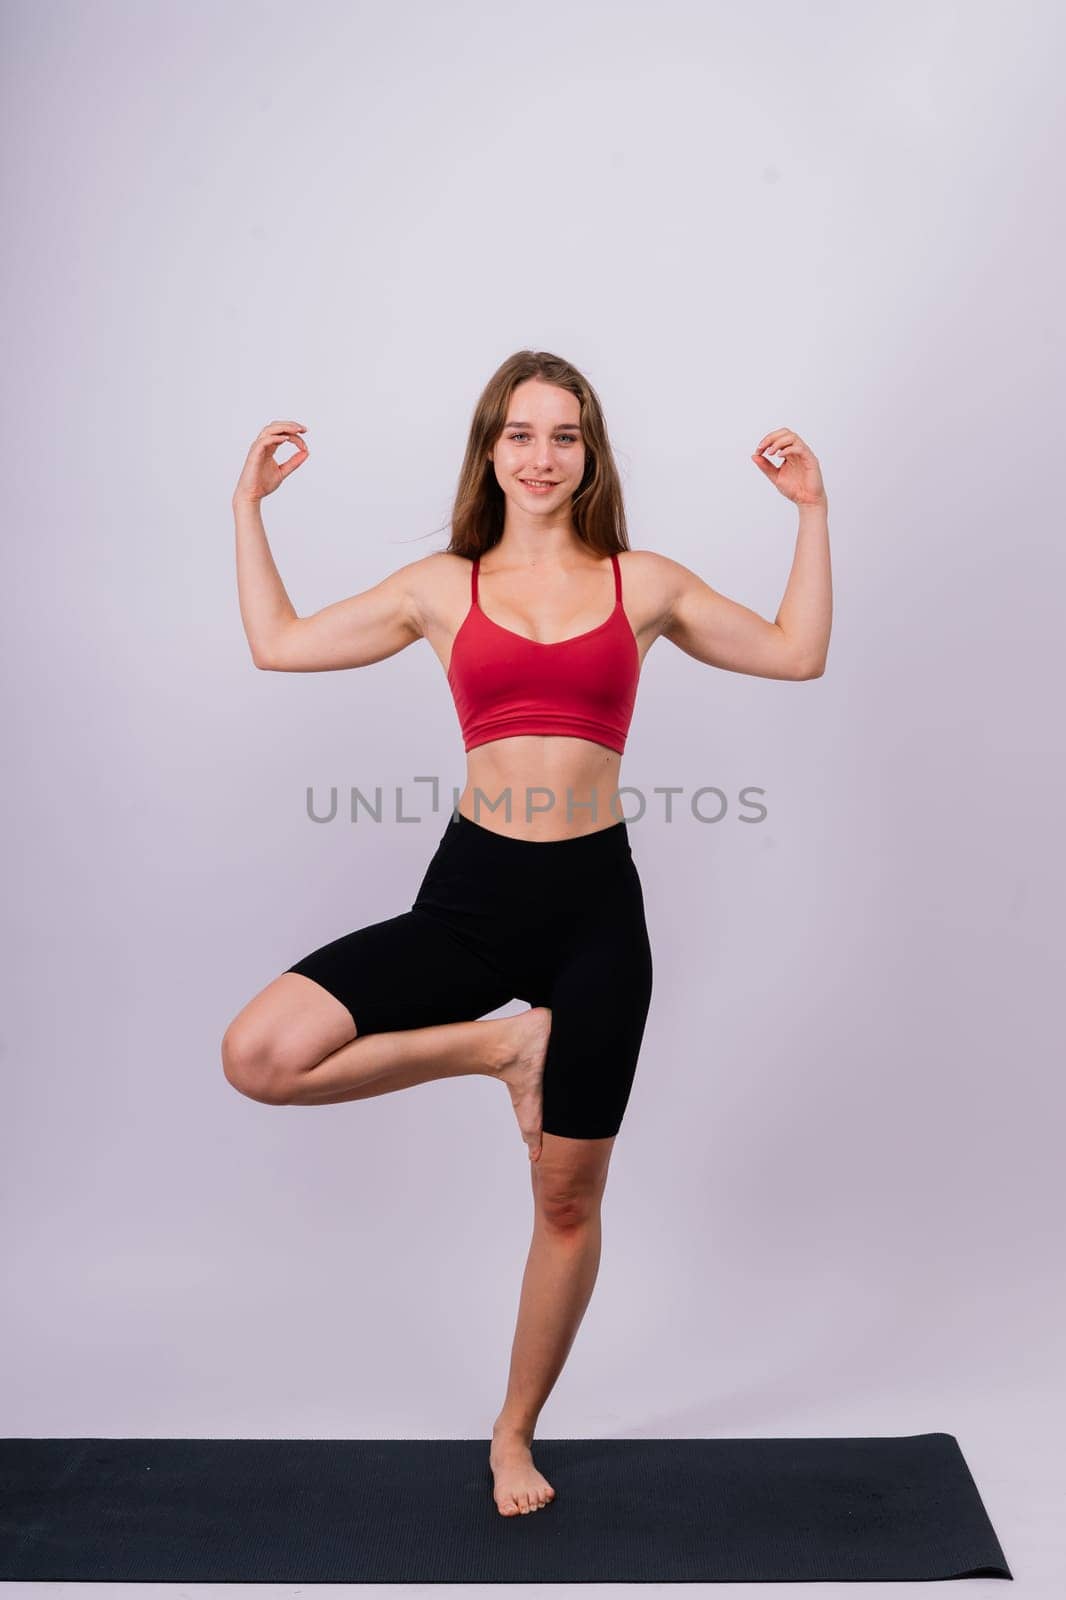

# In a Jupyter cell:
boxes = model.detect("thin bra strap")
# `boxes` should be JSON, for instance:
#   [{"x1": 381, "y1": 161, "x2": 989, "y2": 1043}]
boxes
[
  {"x1": 471, "y1": 556, "x2": 480, "y2": 605},
  {"x1": 611, "y1": 551, "x2": 622, "y2": 603}
]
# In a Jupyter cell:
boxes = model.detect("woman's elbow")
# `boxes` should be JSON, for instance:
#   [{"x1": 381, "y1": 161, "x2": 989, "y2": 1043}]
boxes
[{"x1": 250, "y1": 623, "x2": 303, "y2": 670}]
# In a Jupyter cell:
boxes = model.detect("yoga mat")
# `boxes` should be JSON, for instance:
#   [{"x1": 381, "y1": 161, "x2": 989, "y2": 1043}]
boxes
[{"x1": 0, "y1": 1430, "x2": 1012, "y2": 1583}]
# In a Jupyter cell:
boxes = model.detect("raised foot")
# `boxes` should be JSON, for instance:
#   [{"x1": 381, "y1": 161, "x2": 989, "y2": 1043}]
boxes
[
  {"x1": 494, "y1": 1006, "x2": 552, "y2": 1163},
  {"x1": 489, "y1": 1426, "x2": 556, "y2": 1516}
]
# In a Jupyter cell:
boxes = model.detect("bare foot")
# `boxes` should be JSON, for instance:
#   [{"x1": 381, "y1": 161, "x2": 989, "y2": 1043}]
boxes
[
  {"x1": 493, "y1": 1007, "x2": 552, "y2": 1162},
  {"x1": 489, "y1": 1424, "x2": 556, "y2": 1516}
]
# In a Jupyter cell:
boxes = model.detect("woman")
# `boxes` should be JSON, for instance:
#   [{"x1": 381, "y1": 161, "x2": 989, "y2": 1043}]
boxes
[{"x1": 222, "y1": 349, "x2": 832, "y2": 1518}]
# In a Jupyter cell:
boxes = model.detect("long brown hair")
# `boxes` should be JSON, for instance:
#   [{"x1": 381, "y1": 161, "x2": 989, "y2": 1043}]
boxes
[{"x1": 445, "y1": 350, "x2": 630, "y2": 559}]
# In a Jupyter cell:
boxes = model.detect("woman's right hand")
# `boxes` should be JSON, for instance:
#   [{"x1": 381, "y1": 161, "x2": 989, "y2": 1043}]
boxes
[{"x1": 232, "y1": 420, "x2": 309, "y2": 505}]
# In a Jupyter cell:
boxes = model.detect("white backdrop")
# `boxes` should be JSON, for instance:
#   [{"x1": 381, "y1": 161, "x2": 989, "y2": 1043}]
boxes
[{"x1": 3, "y1": 1, "x2": 1063, "y2": 1593}]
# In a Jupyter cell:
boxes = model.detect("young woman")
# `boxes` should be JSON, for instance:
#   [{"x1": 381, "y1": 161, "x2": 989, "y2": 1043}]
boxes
[{"x1": 222, "y1": 350, "x2": 832, "y2": 1518}]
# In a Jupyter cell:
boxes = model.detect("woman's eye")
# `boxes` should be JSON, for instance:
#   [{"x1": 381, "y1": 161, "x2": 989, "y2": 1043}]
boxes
[{"x1": 507, "y1": 432, "x2": 578, "y2": 443}]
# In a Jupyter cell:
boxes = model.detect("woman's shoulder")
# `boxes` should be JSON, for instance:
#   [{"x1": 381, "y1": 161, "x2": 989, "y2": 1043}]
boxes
[
  {"x1": 619, "y1": 545, "x2": 683, "y2": 571},
  {"x1": 394, "y1": 549, "x2": 473, "y2": 634},
  {"x1": 618, "y1": 545, "x2": 692, "y2": 598}
]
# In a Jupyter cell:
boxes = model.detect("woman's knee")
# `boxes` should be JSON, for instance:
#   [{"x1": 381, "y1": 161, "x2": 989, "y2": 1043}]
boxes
[
  {"x1": 531, "y1": 1133, "x2": 614, "y2": 1226},
  {"x1": 535, "y1": 1187, "x2": 600, "y2": 1230},
  {"x1": 221, "y1": 1016, "x2": 294, "y2": 1103},
  {"x1": 221, "y1": 972, "x2": 357, "y2": 1102}
]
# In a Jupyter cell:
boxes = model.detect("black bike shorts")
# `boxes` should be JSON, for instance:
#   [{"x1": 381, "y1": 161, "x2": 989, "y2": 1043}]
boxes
[{"x1": 284, "y1": 810, "x2": 654, "y2": 1140}]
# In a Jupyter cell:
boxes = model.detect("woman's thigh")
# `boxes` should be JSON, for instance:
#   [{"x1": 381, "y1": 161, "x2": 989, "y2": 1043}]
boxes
[
  {"x1": 284, "y1": 908, "x2": 518, "y2": 1036},
  {"x1": 535, "y1": 865, "x2": 654, "y2": 1141},
  {"x1": 225, "y1": 909, "x2": 518, "y2": 1081}
]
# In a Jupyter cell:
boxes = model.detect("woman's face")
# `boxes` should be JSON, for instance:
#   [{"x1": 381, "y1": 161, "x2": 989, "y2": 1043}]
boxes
[{"x1": 489, "y1": 379, "x2": 586, "y2": 511}]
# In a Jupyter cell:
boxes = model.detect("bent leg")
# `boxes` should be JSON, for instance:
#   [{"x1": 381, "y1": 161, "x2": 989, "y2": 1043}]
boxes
[{"x1": 222, "y1": 909, "x2": 519, "y2": 1104}]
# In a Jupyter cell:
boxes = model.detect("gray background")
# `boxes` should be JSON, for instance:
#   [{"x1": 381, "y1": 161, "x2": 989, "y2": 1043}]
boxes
[{"x1": 3, "y1": 0, "x2": 1063, "y2": 1595}]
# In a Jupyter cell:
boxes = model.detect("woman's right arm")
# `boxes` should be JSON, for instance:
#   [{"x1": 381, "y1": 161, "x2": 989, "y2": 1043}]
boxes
[{"x1": 233, "y1": 420, "x2": 423, "y2": 672}]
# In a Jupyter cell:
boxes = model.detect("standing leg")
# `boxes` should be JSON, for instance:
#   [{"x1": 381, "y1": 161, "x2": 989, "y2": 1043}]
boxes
[
  {"x1": 488, "y1": 861, "x2": 652, "y2": 1515},
  {"x1": 489, "y1": 1131, "x2": 616, "y2": 1516}
]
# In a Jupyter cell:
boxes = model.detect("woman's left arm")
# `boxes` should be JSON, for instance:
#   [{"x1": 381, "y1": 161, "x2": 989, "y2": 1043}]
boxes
[{"x1": 661, "y1": 428, "x2": 832, "y2": 681}]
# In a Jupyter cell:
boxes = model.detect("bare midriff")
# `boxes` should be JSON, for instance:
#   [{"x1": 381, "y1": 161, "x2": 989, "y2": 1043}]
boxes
[{"x1": 457, "y1": 735, "x2": 627, "y2": 841}]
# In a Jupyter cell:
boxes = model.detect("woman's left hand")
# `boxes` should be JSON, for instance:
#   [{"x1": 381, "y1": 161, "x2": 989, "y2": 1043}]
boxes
[{"x1": 752, "y1": 429, "x2": 827, "y2": 507}]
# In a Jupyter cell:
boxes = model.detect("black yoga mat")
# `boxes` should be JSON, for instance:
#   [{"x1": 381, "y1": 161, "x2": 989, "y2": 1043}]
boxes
[{"x1": 0, "y1": 1431, "x2": 1011, "y2": 1584}]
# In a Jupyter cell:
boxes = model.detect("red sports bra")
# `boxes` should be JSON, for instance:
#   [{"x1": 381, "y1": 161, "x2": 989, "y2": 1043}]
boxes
[{"x1": 446, "y1": 551, "x2": 640, "y2": 755}]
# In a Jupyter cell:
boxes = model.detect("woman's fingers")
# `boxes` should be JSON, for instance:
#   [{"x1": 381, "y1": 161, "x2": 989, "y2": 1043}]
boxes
[
  {"x1": 234, "y1": 421, "x2": 309, "y2": 503},
  {"x1": 755, "y1": 427, "x2": 804, "y2": 447},
  {"x1": 755, "y1": 432, "x2": 796, "y2": 455},
  {"x1": 750, "y1": 426, "x2": 825, "y2": 505},
  {"x1": 255, "y1": 434, "x2": 307, "y2": 460},
  {"x1": 278, "y1": 448, "x2": 307, "y2": 477}
]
